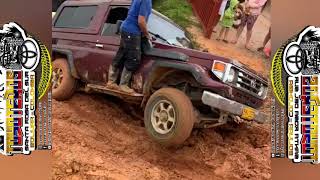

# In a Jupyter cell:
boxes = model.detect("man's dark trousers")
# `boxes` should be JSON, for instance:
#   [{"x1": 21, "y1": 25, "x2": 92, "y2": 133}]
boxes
[{"x1": 112, "y1": 31, "x2": 142, "y2": 72}]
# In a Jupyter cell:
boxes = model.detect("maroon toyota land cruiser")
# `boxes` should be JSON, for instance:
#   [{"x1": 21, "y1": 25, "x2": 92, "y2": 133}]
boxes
[{"x1": 52, "y1": 0, "x2": 268, "y2": 146}]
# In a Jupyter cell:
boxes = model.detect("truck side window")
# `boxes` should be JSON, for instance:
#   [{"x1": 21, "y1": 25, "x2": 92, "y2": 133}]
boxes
[
  {"x1": 101, "y1": 7, "x2": 128, "y2": 36},
  {"x1": 55, "y1": 6, "x2": 97, "y2": 29}
]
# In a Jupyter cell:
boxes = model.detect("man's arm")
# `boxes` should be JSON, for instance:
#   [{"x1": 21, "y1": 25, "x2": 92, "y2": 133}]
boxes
[
  {"x1": 138, "y1": 0, "x2": 150, "y2": 39},
  {"x1": 138, "y1": 15, "x2": 150, "y2": 39}
]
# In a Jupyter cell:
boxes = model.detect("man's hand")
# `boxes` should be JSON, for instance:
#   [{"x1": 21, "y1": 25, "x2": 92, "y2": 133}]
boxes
[{"x1": 138, "y1": 15, "x2": 150, "y2": 39}]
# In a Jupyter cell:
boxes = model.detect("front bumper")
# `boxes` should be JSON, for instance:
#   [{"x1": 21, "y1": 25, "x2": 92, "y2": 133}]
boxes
[{"x1": 201, "y1": 91, "x2": 267, "y2": 124}]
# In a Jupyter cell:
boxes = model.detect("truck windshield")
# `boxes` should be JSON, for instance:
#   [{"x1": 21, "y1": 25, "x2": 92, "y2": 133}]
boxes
[{"x1": 148, "y1": 10, "x2": 192, "y2": 48}]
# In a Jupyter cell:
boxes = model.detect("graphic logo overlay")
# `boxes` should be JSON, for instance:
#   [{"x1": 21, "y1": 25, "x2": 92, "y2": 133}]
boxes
[
  {"x1": 271, "y1": 26, "x2": 320, "y2": 164},
  {"x1": 0, "y1": 22, "x2": 52, "y2": 156}
]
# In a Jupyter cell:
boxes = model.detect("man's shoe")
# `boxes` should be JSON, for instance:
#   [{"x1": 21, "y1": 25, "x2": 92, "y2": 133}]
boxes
[
  {"x1": 106, "y1": 65, "x2": 120, "y2": 89},
  {"x1": 119, "y1": 85, "x2": 135, "y2": 94},
  {"x1": 106, "y1": 81, "x2": 119, "y2": 90},
  {"x1": 119, "y1": 67, "x2": 136, "y2": 94}
]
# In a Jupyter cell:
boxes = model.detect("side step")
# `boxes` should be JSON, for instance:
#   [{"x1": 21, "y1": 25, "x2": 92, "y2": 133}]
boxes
[{"x1": 86, "y1": 84, "x2": 144, "y2": 102}]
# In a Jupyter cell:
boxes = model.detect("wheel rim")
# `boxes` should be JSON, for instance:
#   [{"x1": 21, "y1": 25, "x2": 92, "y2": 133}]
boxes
[
  {"x1": 52, "y1": 68, "x2": 63, "y2": 89},
  {"x1": 151, "y1": 99, "x2": 176, "y2": 134}
]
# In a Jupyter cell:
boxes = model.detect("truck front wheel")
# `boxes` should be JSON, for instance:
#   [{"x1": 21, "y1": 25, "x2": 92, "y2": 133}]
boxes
[
  {"x1": 144, "y1": 88, "x2": 195, "y2": 146},
  {"x1": 52, "y1": 58, "x2": 77, "y2": 101}
]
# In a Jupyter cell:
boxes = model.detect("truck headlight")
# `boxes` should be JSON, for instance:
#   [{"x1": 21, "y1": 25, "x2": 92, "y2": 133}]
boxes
[
  {"x1": 226, "y1": 68, "x2": 235, "y2": 82},
  {"x1": 211, "y1": 61, "x2": 226, "y2": 80},
  {"x1": 258, "y1": 85, "x2": 268, "y2": 99},
  {"x1": 211, "y1": 61, "x2": 234, "y2": 82}
]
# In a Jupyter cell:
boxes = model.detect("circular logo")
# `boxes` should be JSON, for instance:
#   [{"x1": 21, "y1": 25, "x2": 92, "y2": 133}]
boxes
[
  {"x1": 19, "y1": 39, "x2": 39, "y2": 69},
  {"x1": 283, "y1": 43, "x2": 305, "y2": 75}
]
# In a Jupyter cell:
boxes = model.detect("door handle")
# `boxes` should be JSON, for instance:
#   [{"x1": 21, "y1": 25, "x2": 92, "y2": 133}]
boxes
[{"x1": 95, "y1": 44, "x2": 104, "y2": 48}]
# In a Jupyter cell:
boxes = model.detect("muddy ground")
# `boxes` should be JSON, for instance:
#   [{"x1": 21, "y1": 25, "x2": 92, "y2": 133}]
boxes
[{"x1": 52, "y1": 9, "x2": 271, "y2": 180}]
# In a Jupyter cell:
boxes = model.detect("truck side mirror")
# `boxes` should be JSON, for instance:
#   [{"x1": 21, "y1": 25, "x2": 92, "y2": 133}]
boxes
[{"x1": 116, "y1": 20, "x2": 123, "y2": 35}]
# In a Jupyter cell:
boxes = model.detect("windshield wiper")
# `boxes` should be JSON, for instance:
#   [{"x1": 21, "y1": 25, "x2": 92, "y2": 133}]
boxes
[{"x1": 149, "y1": 31, "x2": 171, "y2": 45}]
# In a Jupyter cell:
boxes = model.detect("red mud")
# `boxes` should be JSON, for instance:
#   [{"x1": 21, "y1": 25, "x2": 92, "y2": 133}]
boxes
[{"x1": 52, "y1": 93, "x2": 271, "y2": 180}]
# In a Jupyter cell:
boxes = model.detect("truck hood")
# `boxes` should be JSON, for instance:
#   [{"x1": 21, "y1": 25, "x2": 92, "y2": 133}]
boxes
[{"x1": 153, "y1": 42, "x2": 267, "y2": 81}]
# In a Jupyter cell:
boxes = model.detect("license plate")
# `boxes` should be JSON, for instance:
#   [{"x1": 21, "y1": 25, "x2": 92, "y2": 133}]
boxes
[{"x1": 241, "y1": 107, "x2": 256, "y2": 120}]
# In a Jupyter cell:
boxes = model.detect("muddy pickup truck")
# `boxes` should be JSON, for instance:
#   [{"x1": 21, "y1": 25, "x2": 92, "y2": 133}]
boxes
[{"x1": 52, "y1": 0, "x2": 268, "y2": 146}]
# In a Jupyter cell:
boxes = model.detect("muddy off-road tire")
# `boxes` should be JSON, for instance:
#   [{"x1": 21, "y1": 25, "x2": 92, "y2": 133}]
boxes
[
  {"x1": 52, "y1": 58, "x2": 77, "y2": 101},
  {"x1": 144, "y1": 88, "x2": 195, "y2": 146}
]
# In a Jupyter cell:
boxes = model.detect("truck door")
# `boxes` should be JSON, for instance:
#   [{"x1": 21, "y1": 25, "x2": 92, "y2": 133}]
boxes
[{"x1": 92, "y1": 6, "x2": 130, "y2": 83}]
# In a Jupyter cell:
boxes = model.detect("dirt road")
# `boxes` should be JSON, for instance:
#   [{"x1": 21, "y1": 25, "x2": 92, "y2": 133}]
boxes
[
  {"x1": 52, "y1": 93, "x2": 270, "y2": 180},
  {"x1": 52, "y1": 10, "x2": 271, "y2": 180}
]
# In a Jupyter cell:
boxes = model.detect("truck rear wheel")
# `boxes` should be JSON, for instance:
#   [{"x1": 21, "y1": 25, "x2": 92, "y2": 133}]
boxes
[
  {"x1": 144, "y1": 88, "x2": 195, "y2": 146},
  {"x1": 52, "y1": 58, "x2": 77, "y2": 101}
]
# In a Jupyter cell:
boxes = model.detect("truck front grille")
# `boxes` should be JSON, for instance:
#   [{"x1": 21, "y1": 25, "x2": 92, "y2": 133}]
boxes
[{"x1": 233, "y1": 67, "x2": 267, "y2": 99}]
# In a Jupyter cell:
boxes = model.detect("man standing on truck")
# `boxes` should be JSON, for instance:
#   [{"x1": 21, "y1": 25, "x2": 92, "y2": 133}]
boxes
[{"x1": 107, "y1": 0, "x2": 152, "y2": 93}]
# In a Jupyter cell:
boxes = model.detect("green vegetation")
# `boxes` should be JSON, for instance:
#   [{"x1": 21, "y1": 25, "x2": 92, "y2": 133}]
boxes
[{"x1": 153, "y1": 0, "x2": 195, "y2": 29}]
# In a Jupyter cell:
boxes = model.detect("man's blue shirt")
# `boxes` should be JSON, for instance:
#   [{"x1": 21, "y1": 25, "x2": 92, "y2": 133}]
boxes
[{"x1": 121, "y1": 0, "x2": 152, "y2": 35}]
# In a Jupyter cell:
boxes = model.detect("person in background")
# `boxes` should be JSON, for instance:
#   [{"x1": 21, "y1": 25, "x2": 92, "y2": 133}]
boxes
[
  {"x1": 258, "y1": 26, "x2": 271, "y2": 51},
  {"x1": 259, "y1": 27, "x2": 271, "y2": 58},
  {"x1": 263, "y1": 41, "x2": 271, "y2": 58},
  {"x1": 233, "y1": 0, "x2": 245, "y2": 29},
  {"x1": 231, "y1": 0, "x2": 268, "y2": 48},
  {"x1": 213, "y1": 0, "x2": 229, "y2": 32},
  {"x1": 217, "y1": 0, "x2": 239, "y2": 43},
  {"x1": 107, "y1": 0, "x2": 152, "y2": 94}
]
